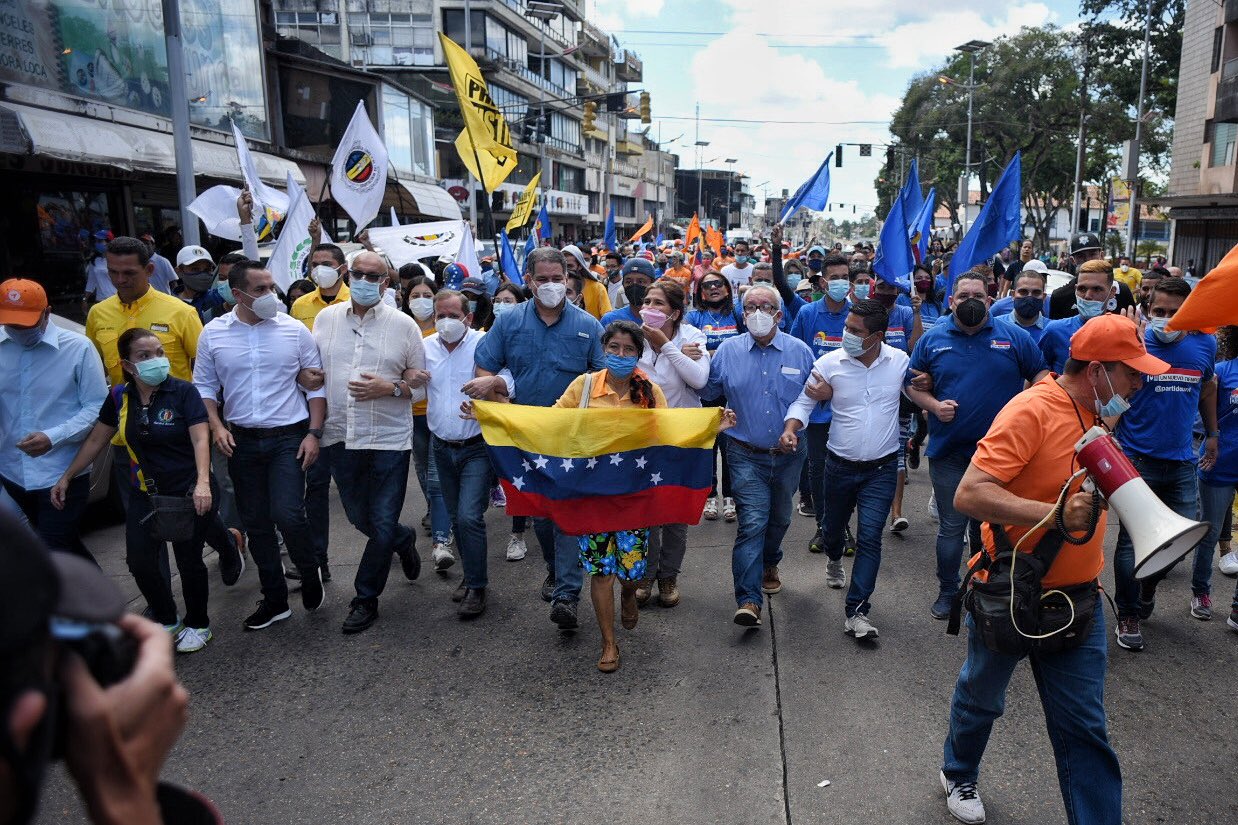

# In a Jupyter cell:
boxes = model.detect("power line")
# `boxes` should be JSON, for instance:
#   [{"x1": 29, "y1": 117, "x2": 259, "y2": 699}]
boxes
[{"x1": 618, "y1": 29, "x2": 884, "y2": 40}]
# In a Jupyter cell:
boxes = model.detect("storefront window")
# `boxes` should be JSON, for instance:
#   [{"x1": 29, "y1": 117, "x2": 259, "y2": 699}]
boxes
[{"x1": 381, "y1": 84, "x2": 434, "y2": 177}]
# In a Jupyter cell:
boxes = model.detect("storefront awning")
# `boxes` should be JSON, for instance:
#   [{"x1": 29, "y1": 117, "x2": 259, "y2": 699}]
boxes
[
  {"x1": 298, "y1": 162, "x2": 461, "y2": 221},
  {"x1": 395, "y1": 179, "x2": 463, "y2": 221},
  {"x1": 2, "y1": 103, "x2": 304, "y2": 186}
]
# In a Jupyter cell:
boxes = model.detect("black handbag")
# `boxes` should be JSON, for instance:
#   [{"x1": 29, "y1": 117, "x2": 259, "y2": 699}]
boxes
[{"x1": 141, "y1": 491, "x2": 198, "y2": 543}]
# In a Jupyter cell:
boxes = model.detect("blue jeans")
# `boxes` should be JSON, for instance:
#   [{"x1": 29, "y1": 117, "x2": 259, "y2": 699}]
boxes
[
  {"x1": 1114, "y1": 455, "x2": 1199, "y2": 615},
  {"x1": 304, "y1": 445, "x2": 333, "y2": 566},
  {"x1": 1188, "y1": 479, "x2": 1235, "y2": 598},
  {"x1": 819, "y1": 453, "x2": 898, "y2": 617},
  {"x1": 327, "y1": 444, "x2": 414, "y2": 604},
  {"x1": 929, "y1": 449, "x2": 976, "y2": 597},
  {"x1": 533, "y1": 516, "x2": 585, "y2": 603},
  {"x1": 727, "y1": 440, "x2": 806, "y2": 607},
  {"x1": 806, "y1": 423, "x2": 830, "y2": 528},
  {"x1": 943, "y1": 611, "x2": 1122, "y2": 825},
  {"x1": 412, "y1": 415, "x2": 451, "y2": 543},
  {"x1": 432, "y1": 437, "x2": 492, "y2": 590},
  {"x1": 228, "y1": 429, "x2": 317, "y2": 610}
]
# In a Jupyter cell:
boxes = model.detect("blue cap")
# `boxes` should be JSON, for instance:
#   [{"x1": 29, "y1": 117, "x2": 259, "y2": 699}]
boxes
[{"x1": 621, "y1": 258, "x2": 656, "y2": 280}]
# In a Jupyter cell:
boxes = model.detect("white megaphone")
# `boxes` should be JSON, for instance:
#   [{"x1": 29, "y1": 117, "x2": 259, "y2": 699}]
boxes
[{"x1": 1075, "y1": 427, "x2": 1210, "y2": 579}]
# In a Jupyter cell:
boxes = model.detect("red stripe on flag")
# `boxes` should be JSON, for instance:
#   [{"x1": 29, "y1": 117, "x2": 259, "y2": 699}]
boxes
[{"x1": 499, "y1": 483, "x2": 711, "y2": 534}]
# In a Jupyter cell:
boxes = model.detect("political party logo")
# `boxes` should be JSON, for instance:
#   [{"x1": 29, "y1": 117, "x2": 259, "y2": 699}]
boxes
[
  {"x1": 990, "y1": 339, "x2": 1011, "y2": 350},
  {"x1": 1229, "y1": 387, "x2": 1238, "y2": 406},
  {"x1": 156, "y1": 408, "x2": 174, "y2": 424},
  {"x1": 343, "y1": 145, "x2": 380, "y2": 192},
  {"x1": 291, "y1": 237, "x2": 314, "y2": 279},
  {"x1": 6, "y1": 289, "x2": 21, "y2": 304},
  {"x1": 402, "y1": 230, "x2": 459, "y2": 249}
]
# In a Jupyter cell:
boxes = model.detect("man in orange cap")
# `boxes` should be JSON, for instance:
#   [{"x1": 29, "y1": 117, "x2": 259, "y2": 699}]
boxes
[
  {"x1": 0, "y1": 279, "x2": 108, "y2": 560},
  {"x1": 939, "y1": 313, "x2": 1167, "y2": 825}
]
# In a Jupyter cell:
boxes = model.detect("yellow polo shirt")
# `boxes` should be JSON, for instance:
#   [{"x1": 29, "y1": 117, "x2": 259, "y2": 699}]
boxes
[
  {"x1": 85, "y1": 287, "x2": 203, "y2": 385},
  {"x1": 291, "y1": 284, "x2": 351, "y2": 330},
  {"x1": 553, "y1": 369, "x2": 667, "y2": 409}
]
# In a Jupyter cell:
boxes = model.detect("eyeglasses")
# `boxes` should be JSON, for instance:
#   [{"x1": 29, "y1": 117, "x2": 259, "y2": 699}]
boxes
[
  {"x1": 701, "y1": 281, "x2": 726, "y2": 290},
  {"x1": 743, "y1": 304, "x2": 778, "y2": 315},
  {"x1": 348, "y1": 270, "x2": 386, "y2": 282}
]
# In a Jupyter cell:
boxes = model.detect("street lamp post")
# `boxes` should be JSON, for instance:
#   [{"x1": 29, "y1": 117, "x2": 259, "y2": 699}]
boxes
[
  {"x1": 1126, "y1": 0, "x2": 1153, "y2": 259},
  {"x1": 724, "y1": 158, "x2": 737, "y2": 230},
  {"x1": 952, "y1": 40, "x2": 990, "y2": 236}
]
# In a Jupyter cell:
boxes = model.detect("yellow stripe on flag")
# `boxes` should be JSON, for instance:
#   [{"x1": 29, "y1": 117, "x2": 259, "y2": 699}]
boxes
[{"x1": 474, "y1": 401, "x2": 721, "y2": 457}]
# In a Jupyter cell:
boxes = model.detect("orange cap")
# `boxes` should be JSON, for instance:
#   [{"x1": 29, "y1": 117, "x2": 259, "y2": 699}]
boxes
[
  {"x1": 0, "y1": 279, "x2": 48, "y2": 327},
  {"x1": 1069, "y1": 314, "x2": 1169, "y2": 375}
]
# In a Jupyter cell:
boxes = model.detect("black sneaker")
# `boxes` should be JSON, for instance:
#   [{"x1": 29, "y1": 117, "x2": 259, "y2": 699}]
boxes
[
  {"x1": 1138, "y1": 581, "x2": 1156, "y2": 620},
  {"x1": 342, "y1": 600, "x2": 378, "y2": 634},
  {"x1": 320, "y1": 563, "x2": 332, "y2": 583},
  {"x1": 396, "y1": 534, "x2": 421, "y2": 581},
  {"x1": 550, "y1": 600, "x2": 578, "y2": 629},
  {"x1": 540, "y1": 572, "x2": 557, "y2": 602},
  {"x1": 458, "y1": 587, "x2": 486, "y2": 619},
  {"x1": 285, "y1": 566, "x2": 302, "y2": 581},
  {"x1": 300, "y1": 566, "x2": 325, "y2": 611},
  {"x1": 809, "y1": 528, "x2": 824, "y2": 554},
  {"x1": 907, "y1": 441, "x2": 921, "y2": 470},
  {"x1": 244, "y1": 600, "x2": 291, "y2": 631},
  {"x1": 931, "y1": 592, "x2": 954, "y2": 621},
  {"x1": 220, "y1": 528, "x2": 246, "y2": 586}
]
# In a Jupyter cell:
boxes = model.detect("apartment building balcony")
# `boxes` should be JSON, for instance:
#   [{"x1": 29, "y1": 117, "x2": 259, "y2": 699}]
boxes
[
  {"x1": 1216, "y1": 58, "x2": 1238, "y2": 123},
  {"x1": 615, "y1": 50, "x2": 642, "y2": 82}
]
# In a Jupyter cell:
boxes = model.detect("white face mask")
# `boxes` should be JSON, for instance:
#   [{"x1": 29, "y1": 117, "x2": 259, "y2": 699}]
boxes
[
  {"x1": 311, "y1": 264, "x2": 340, "y2": 289},
  {"x1": 536, "y1": 281, "x2": 567, "y2": 308},
  {"x1": 435, "y1": 317, "x2": 468, "y2": 343},
  {"x1": 746, "y1": 309, "x2": 777, "y2": 338},
  {"x1": 409, "y1": 297, "x2": 434, "y2": 320},
  {"x1": 245, "y1": 291, "x2": 281, "y2": 320}
]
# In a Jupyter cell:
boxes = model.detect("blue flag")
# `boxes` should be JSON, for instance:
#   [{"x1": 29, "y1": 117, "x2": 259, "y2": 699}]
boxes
[
  {"x1": 873, "y1": 189, "x2": 913, "y2": 290},
  {"x1": 655, "y1": 232, "x2": 665, "y2": 246},
  {"x1": 779, "y1": 152, "x2": 832, "y2": 224},
  {"x1": 604, "y1": 205, "x2": 617, "y2": 251},
  {"x1": 534, "y1": 205, "x2": 550, "y2": 242},
  {"x1": 910, "y1": 187, "x2": 936, "y2": 261},
  {"x1": 948, "y1": 152, "x2": 1022, "y2": 291},
  {"x1": 500, "y1": 229, "x2": 522, "y2": 286},
  {"x1": 900, "y1": 159, "x2": 924, "y2": 227}
]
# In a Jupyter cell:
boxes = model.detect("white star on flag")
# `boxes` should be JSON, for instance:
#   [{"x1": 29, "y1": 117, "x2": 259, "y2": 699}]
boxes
[
  {"x1": 635, "y1": 456, "x2": 647, "y2": 469},
  {"x1": 512, "y1": 477, "x2": 526, "y2": 490},
  {"x1": 586, "y1": 457, "x2": 599, "y2": 470},
  {"x1": 609, "y1": 454, "x2": 624, "y2": 466},
  {"x1": 521, "y1": 459, "x2": 532, "y2": 472},
  {"x1": 650, "y1": 472, "x2": 663, "y2": 485},
  {"x1": 561, "y1": 458, "x2": 574, "y2": 472},
  {"x1": 533, "y1": 456, "x2": 549, "y2": 469}
]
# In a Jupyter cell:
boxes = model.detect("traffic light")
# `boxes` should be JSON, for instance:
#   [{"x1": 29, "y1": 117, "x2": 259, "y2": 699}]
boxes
[
  {"x1": 582, "y1": 100, "x2": 597, "y2": 132},
  {"x1": 520, "y1": 116, "x2": 536, "y2": 143},
  {"x1": 886, "y1": 147, "x2": 895, "y2": 167},
  {"x1": 491, "y1": 191, "x2": 504, "y2": 212},
  {"x1": 835, "y1": 144, "x2": 843, "y2": 167},
  {"x1": 858, "y1": 144, "x2": 872, "y2": 157},
  {"x1": 536, "y1": 108, "x2": 549, "y2": 144},
  {"x1": 639, "y1": 91, "x2": 651, "y2": 124},
  {"x1": 606, "y1": 92, "x2": 626, "y2": 112}
]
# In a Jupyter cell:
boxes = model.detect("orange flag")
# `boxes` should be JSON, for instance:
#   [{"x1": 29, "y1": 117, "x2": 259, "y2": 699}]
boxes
[
  {"x1": 705, "y1": 225, "x2": 723, "y2": 258},
  {"x1": 684, "y1": 213, "x2": 701, "y2": 248},
  {"x1": 629, "y1": 214, "x2": 654, "y2": 242},
  {"x1": 1168, "y1": 243, "x2": 1238, "y2": 333}
]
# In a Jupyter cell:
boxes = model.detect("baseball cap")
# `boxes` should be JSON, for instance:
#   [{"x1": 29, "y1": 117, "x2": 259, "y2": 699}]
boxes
[
  {"x1": 176, "y1": 245, "x2": 214, "y2": 267},
  {"x1": 459, "y1": 277, "x2": 486, "y2": 296},
  {"x1": 807, "y1": 245, "x2": 826, "y2": 257},
  {"x1": 1069, "y1": 232, "x2": 1102, "y2": 255},
  {"x1": 1069, "y1": 314, "x2": 1169, "y2": 375},
  {"x1": 621, "y1": 258, "x2": 656, "y2": 280},
  {"x1": 0, "y1": 279, "x2": 49, "y2": 327},
  {"x1": 1023, "y1": 259, "x2": 1048, "y2": 273}
]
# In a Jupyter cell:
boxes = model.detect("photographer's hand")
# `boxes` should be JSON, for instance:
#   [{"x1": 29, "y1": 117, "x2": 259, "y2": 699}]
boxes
[{"x1": 61, "y1": 614, "x2": 189, "y2": 825}]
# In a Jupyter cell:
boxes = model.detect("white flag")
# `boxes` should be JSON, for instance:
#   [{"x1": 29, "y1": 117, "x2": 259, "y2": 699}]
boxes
[
  {"x1": 267, "y1": 172, "x2": 316, "y2": 292},
  {"x1": 390, "y1": 206, "x2": 399, "y2": 226},
  {"x1": 188, "y1": 185, "x2": 244, "y2": 241},
  {"x1": 231, "y1": 120, "x2": 289, "y2": 239},
  {"x1": 366, "y1": 220, "x2": 467, "y2": 268},
  {"x1": 453, "y1": 222, "x2": 481, "y2": 288},
  {"x1": 330, "y1": 101, "x2": 389, "y2": 230}
]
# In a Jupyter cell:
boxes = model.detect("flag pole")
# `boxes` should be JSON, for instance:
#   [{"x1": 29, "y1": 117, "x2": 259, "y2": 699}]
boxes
[{"x1": 467, "y1": 143, "x2": 499, "y2": 250}]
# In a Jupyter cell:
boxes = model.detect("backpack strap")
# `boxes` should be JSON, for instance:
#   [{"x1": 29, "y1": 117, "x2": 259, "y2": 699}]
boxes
[
  {"x1": 111, "y1": 384, "x2": 151, "y2": 493},
  {"x1": 578, "y1": 372, "x2": 595, "y2": 409}
]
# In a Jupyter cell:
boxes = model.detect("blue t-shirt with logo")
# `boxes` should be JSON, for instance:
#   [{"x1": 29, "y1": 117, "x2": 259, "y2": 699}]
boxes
[
  {"x1": 686, "y1": 307, "x2": 745, "y2": 352},
  {"x1": 996, "y1": 313, "x2": 1048, "y2": 345},
  {"x1": 883, "y1": 304, "x2": 917, "y2": 354},
  {"x1": 908, "y1": 315, "x2": 1047, "y2": 459},
  {"x1": 1201, "y1": 358, "x2": 1238, "y2": 485},
  {"x1": 1117, "y1": 331, "x2": 1217, "y2": 462},
  {"x1": 1038, "y1": 315, "x2": 1087, "y2": 374}
]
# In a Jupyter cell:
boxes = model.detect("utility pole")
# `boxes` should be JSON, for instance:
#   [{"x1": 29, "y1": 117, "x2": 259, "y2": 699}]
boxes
[
  {"x1": 463, "y1": 0, "x2": 478, "y2": 230},
  {"x1": 1126, "y1": 0, "x2": 1153, "y2": 259},
  {"x1": 161, "y1": 0, "x2": 198, "y2": 245},
  {"x1": 1071, "y1": 38, "x2": 1089, "y2": 233},
  {"x1": 695, "y1": 102, "x2": 703, "y2": 219}
]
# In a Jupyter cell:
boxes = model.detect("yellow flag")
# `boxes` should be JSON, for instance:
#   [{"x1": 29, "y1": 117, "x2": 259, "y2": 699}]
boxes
[
  {"x1": 439, "y1": 33, "x2": 517, "y2": 191},
  {"x1": 505, "y1": 172, "x2": 541, "y2": 232}
]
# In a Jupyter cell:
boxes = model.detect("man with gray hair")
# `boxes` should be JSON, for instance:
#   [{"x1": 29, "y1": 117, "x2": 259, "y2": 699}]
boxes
[
  {"x1": 701, "y1": 284, "x2": 816, "y2": 627},
  {"x1": 473, "y1": 246, "x2": 605, "y2": 630}
]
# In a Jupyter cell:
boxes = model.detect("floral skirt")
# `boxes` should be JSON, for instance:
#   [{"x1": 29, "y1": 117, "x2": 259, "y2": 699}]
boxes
[{"x1": 578, "y1": 530, "x2": 650, "y2": 581}]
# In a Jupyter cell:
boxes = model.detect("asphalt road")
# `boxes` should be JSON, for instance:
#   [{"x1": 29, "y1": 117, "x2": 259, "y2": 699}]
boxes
[{"x1": 35, "y1": 462, "x2": 1237, "y2": 825}]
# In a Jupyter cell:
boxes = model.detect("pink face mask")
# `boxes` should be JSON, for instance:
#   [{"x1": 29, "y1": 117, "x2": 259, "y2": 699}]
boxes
[{"x1": 640, "y1": 307, "x2": 668, "y2": 328}]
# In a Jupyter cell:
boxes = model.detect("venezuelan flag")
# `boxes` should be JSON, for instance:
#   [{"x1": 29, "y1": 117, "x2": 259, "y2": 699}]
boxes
[{"x1": 474, "y1": 401, "x2": 721, "y2": 535}]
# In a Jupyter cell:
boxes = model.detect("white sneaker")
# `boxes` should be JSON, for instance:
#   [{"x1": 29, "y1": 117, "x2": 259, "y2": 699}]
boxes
[
  {"x1": 432, "y1": 543, "x2": 456, "y2": 571},
  {"x1": 175, "y1": 626, "x2": 212, "y2": 654},
  {"x1": 723, "y1": 497, "x2": 737, "y2": 522},
  {"x1": 703, "y1": 497, "x2": 719, "y2": 521},
  {"x1": 845, "y1": 613, "x2": 878, "y2": 639},
  {"x1": 940, "y1": 771, "x2": 986, "y2": 824},
  {"x1": 506, "y1": 534, "x2": 528, "y2": 561},
  {"x1": 825, "y1": 560, "x2": 847, "y2": 589},
  {"x1": 1219, "y1": 550, "x2": 1238, "y2": 576},
  {"x1": 928, "y1": 493, "x2": 939, "y2": 523},
  {"x1": 162, "y1": 619, "x2": 184, "y2": 637}
]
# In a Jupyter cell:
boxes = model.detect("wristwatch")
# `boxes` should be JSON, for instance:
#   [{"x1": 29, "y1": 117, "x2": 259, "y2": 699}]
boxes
[
  {"x1": 391, "y1": 381, "x2": 404, "y2": 398},
  {"x1": 308, "y1": 428, "x2": 323, "y2": 440}
]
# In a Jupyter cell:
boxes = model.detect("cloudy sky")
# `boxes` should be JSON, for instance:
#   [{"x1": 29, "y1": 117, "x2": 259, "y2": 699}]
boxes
[{"x1": 591, "y1": 0, "x2": 1083, "y2": 218}]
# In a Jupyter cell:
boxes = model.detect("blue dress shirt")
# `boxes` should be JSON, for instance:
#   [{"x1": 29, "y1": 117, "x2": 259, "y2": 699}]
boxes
[
  {"x1": 701, "y1": 330, "x2": 816, "y2": 449},
  {"x1": 475, "y1": 300, "x2": 604, "y2": 407}
]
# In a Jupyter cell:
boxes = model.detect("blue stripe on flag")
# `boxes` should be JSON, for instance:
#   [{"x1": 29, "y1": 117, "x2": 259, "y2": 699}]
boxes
[{"x1": 487, "y1": 443, "x2": 711, "y2": 500}]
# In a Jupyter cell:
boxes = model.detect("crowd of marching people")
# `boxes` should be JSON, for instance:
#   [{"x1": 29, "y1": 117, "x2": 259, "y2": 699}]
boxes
[{"x1": 2, "y1": 197, "x2": 1236, "y2": 824}]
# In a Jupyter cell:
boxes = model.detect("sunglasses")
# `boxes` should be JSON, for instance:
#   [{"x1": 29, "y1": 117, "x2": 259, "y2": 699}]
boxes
[
  {"x1": 348, "y1": 270, "x2": 386, "y2": 282},
  {"x1": 701, "y1": 281, "x2": 726, "y2": 289}
]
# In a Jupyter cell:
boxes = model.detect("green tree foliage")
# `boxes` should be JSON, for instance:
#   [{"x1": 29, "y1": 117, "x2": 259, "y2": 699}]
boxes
[{"x1": 1081, "y1": 0, "x2": 1184, "y2": 124}]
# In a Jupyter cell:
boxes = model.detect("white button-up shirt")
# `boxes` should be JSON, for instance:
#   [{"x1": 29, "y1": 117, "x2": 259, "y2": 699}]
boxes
[
  {"x1": 786, "y1": 343, "x2": 909, "y2": 462},
  {"x1": 638, "y1": 322, "x2": 709, "y2": 408},
  {"x1": 313, "y1": 301, "x2": 425, "y2": 450},
  {"x1": 193, "y1": 309, "x2": 326, "y2": 428},
  {"x1": 423, "y1": 329, "x2": 513, "y2": 442}
]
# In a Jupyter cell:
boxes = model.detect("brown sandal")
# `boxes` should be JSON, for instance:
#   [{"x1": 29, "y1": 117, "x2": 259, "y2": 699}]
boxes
[{"x1": 598, "y1": 646, "x2": 620, "y2": 673}]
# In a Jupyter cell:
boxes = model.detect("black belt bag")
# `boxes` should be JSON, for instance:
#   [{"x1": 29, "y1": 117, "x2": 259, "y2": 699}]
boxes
[
  {"x1": 141, "y1": 491, "x2": 198, "y2": 543},
  {"x1": 949, "y1": 524, "x2": 1099, "y2": 656}
]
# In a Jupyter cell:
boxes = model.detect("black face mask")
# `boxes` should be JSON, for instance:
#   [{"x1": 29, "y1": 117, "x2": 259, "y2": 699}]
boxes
[
  {"x1": 874, "y1": 292, "x2": 897, "y2": 309},
  {"x1": 179, "y1": 270, "x2": 216, "y2": 294},
  {"x1": 624, "y1": 284, "x2": 648, "y2": 307},
  {"x1": 954, "y1": 297, "x2": 987, "y2": 327}
]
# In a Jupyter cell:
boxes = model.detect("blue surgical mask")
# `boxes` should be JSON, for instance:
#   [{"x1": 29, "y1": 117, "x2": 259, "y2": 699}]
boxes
[
  {"x1": 787, "y1": 274, "x2": 802, "y2": 289},
  {"x1": 134, "y1": 356, "x2": 170, "y2": 386},
  {"x1": 1148, "y1": 317, "x2": 1183, "y2": 343},
  {"x1": 1076, "y1": 297, "x2": 1105, "y2": 318},
  {"x1": 826, "y1": 280, "x2": 850, "y2": 302},
  {"x1": 5, "y1": 324, "x2": 46, "y2": 348},
  {"x1": 604, "y1": 353, "x2": 639, "y2": 378},
  {"x1": 1013, "y1": 296, "x2": 1042, "y2": 321},
  {"x1": 735, "y1": 256, "x2": 750, "y2": 265},
  {"x1": 853, "y1": 283, "x2": 870, "y2": 300},
  {"x1": 841, "y1": 329, "x2": 876, "y2": 358},
  {"x1": 350, "y1": 278, "x2": 381, "y2": 307},
  {"x1": 1093, "y1": 368, "x2": 1130, "y2": 418},
  {"x1": 214, "y1": 280, "x2": 234, "y2": 304}
]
